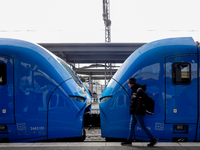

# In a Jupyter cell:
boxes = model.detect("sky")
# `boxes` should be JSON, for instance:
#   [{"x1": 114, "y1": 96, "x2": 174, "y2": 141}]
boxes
[{"x1": 0, "y1": 0, "x2": 200, "y2": 43}]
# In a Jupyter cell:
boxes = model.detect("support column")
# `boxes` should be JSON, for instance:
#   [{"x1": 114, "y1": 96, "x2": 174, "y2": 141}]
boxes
[
  {"x1": 110, "y1": 63, "x2": 112, "y2": 80},
  {"x1": 105, "y1": 62, "x2": 107, "y2": 87},
  {"x1": 89, "y1": 74, "x2": 93, "y2": 94}
]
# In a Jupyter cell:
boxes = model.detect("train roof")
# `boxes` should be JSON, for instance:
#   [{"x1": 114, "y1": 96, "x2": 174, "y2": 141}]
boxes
[
  {"x1": 0, "y1": 38, "x2": 73, "y2": 82},
  {"x1": 112, "y1": 37, "x2": 197, "y2": 84},
  {"x1": 0, "y1": 38, "x2": 55, "y2": 58},
  {"x1": 137, "y1": 37, "x2": 196, "y2": 55}
]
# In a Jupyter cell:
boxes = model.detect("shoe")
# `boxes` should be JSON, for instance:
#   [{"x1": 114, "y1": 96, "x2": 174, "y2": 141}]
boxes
[
  {"x1": 147, "y1": 138, "x2": 157, "y2": 147},
  {"x1": 121, "y1": 139, "x2": 132, "y2": 146}
]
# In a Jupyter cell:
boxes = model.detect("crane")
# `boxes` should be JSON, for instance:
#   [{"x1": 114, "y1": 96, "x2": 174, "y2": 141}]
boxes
[{"x1": 102, "y1": 0, "x2": 111, "y2": 43}]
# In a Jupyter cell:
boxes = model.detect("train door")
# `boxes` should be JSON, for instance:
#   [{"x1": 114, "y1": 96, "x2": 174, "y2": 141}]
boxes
[
  {"x1": 165, "y1": 54, "x2": 198, "y2": 124},
  {"x1": 0, "y1": 56, "x2": 15, "y2": 123}
]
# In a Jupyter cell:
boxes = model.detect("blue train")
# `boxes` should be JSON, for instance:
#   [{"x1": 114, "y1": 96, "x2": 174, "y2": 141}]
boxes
[
  {"x1": 99, "y1": 37, "x2": 200, "y2": 142},
  {"x1": 0, "y1": 38, "x2": 91, "y2": 142}
]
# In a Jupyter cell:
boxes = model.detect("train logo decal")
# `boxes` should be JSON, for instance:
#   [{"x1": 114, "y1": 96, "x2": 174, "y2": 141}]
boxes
[
  {"x1": 17, "y1": 123, "x2": 26, "y2": 131},
  {"x1": 77, "y1": 87, "x2": 85, "y2": 95},
  {"x1": 155, "y1": 123, "x2": 164, "y2": 130}
]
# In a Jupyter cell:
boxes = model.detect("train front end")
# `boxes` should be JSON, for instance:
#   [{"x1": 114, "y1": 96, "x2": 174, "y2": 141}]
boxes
[
  {"x1": 99, "y1": 78, "x2": 131, "y2": 140},
  {"x1": 99, "y1": 37, "x2": 199, "y2": 142},
  {"x1": 0, "y1": 38, "x2": 92, "y2": 142}
]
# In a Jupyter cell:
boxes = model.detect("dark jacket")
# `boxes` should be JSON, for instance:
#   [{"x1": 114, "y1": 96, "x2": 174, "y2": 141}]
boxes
[{"x1": 129, "y1": 84, "x2": 146, "y2": 116}]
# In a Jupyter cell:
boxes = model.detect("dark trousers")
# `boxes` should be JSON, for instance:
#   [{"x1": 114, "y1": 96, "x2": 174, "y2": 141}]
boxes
[{"x1": 127, "y1": 115, "x2": 154, "y2": 140}]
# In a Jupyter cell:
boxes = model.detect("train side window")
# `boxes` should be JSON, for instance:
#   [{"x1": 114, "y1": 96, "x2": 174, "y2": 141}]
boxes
[
  {"x1": 172, "y1": 63, "x2": 191, "y2": 85},
  {"x1": 0, "y1": 63, "x2": 7, "y2": 85}
]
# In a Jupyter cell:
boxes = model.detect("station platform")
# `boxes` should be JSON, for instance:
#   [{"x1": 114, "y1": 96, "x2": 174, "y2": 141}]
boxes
[{"x1": 0, "y1": 142, "x2": 200, "y2": 150}]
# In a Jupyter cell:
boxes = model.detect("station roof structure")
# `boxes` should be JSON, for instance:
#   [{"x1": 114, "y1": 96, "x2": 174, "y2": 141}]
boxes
[
  {"x1": 39, "y1": 43, "x2": 145, "y2": 64},
  {"x1": 39, "y1": 43, "x2": 145, "y2": 80}
]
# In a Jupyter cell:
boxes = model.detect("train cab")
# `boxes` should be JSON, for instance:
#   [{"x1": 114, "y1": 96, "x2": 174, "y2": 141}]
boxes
[
  {"x1": 99, "y1": 37, "x2": 200, "y2": 142},
  {"x1": 0, "y1": 38, "x2": 91, "y2": 142}
]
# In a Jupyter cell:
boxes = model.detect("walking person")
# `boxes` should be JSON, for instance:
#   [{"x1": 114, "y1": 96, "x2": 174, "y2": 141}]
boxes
[{"x1": 121, "y1": 77, "x2": 157, "y2": 146}]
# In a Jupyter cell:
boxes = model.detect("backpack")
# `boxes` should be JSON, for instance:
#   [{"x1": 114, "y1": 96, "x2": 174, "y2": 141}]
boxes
[
  {"x1": 143, "y1": 93, "x2": 155, "y2": 115},
  {"x1": 137, "y1": 87, "x2": 155, "y2": 115}
]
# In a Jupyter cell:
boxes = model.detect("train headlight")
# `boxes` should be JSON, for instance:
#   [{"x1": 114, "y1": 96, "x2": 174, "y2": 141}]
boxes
[
  {"x1": 100, "y1": 96, "x2": 112, "y2": 103},
  {"x1": 176, "y1": 125, "x2": 184, "y2": 130},
  {"x1": 69, "y1": 96, "x2": 86, "y2": 103},
  {"x1": 0, "y1": 125, "x2": 7, "y2": 131},
  {"x1": 173, "y1": 125, "x2": 188, "y2": 133}
]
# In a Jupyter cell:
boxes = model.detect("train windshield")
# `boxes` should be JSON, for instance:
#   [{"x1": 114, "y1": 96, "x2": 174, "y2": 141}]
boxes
[{"x1": 56, "y1": 57, "x2": 83, "y2": 87}]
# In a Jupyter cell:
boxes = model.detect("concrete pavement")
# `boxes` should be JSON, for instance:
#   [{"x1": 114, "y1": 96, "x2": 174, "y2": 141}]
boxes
[{"x1": 0, "y1": 142, "x2": 200, "y2": 150}]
